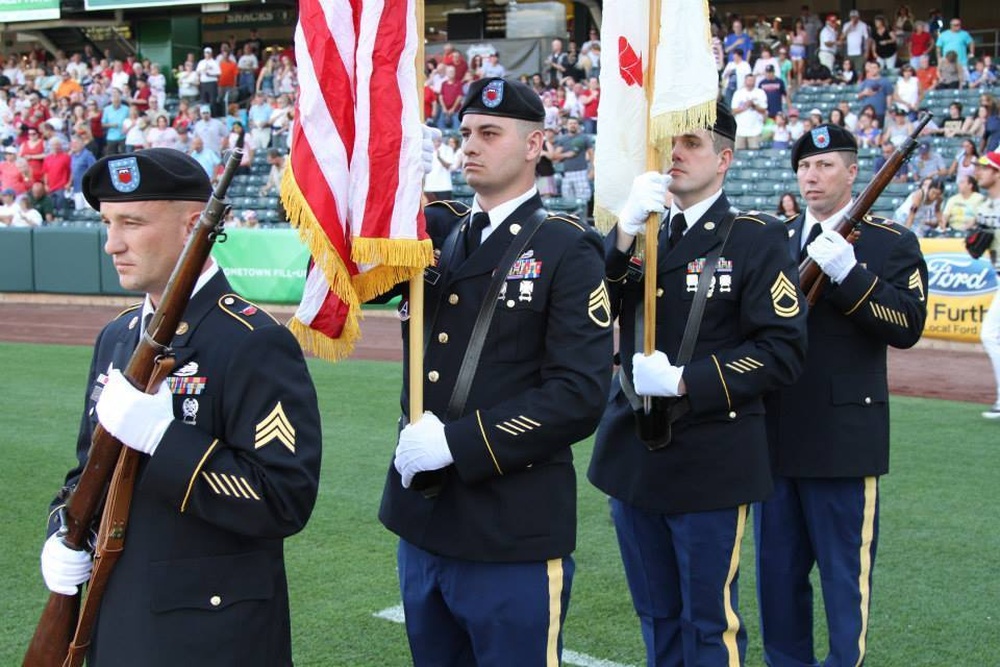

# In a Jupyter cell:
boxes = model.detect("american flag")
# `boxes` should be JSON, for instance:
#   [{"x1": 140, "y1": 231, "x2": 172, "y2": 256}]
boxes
[{"x1": 282, "y1": 0, "x2": 433, "y2": 360}]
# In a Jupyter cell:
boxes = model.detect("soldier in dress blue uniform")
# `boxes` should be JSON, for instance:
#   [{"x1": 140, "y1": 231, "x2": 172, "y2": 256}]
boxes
[
  {"x1": 755, "y1": 124, "x2": 927, "y2": 667},
  {"x1": 587, "y1": 103, "x2": 809, "y2": 666},
  {"x1": 379, "y1": 77, "x2": 613, "y2": 666},
  {"x1": 39, "y1": 149, "x2": 322, "y2": 666}
]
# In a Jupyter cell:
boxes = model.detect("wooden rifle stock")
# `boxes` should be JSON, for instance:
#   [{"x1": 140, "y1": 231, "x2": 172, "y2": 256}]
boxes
[
  {"x1": 23, "y1": 136, "x2": 245, "y2": 667},
  {"x1": 799, "y1": 112, "x2": 932, "y2": 305}
]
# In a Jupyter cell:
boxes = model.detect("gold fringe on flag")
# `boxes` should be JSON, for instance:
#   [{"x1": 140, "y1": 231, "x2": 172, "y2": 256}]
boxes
[
  {"x1": 593, "y1": 203, "x2": 620, "y2": 235},
  {"x1": 281, "y1": 164, "x2": 362, "y2": 361},
  {"x1": 352, "y1": 237, "x2": 433, "y2": 304},
  {"x1": 649, "y1": 98, "x2": 717, "y2": 153},
  {"x1": 648, "y1": 0, "x2": 718, "y2": 154}
]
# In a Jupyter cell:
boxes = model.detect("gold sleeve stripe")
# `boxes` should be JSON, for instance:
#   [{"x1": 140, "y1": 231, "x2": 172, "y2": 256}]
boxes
[
  {"x1": 868, "y1": 302, "x2": 909, "y2": 328},
  {"x1": 209, "y1": 472, "x2": 232, "y2": 496},
  {"x1": 725, "y1": 357, "x2": 763, "y2": 373},
  {"x1": 844, "y1": 276, "x2": 879, "y2": 316},
  {"x1": 519, "y1": 416, "x2": 541, "y2": 427},
  {"x1": 219, "y1": 473, "x2": 244, "y2": 498},
  {"x1": 496, "y1": 424, "x2": 519, "y2": 436},
  {"x1": 711, "y1": 354, "x2": 732, "y2": 411},
  {"x1": 503, "y1": 420, "x2": 528, "y2": 433},
  {"x1": 224, "y1": 474, "x2": 249, "y2": 499},
  {"x1": 181, "y1": 439, "x2": 219, "y2": 512},
  {"x1": 238, "y1": 477, "x2": 261, "y2": 500},
  {"x1": 201, "y1": 471, "x2": 221, "y2": 495},
  {"x1": 476, "y1": 410, "x2": 504, "y2": 475}
]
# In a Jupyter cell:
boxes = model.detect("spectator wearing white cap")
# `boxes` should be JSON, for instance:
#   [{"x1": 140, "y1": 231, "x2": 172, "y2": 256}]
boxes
[
  {"x1": 192, "y1": 104, "x2": 227, "y2": 154},
  {"x1": 196, "y1": 46, "x2": 221, "y2": 108},
  {"x1": 840, "y1": 9, "x2": 871, "y2": 76},
  {"x1": 787, "y1": 107, "x2": 806, "y2": 141},
  {"x1": 0, "y1": 188, "x2": 17, "y2": 225},
  {"x1": 732, "y1": 74, "x2": 768, "y2": 149}
]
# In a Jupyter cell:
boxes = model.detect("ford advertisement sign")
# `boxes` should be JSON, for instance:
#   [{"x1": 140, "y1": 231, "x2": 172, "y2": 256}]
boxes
[
  {"x1": 920, "y1": 239, "x2": 998, "y2": 343},
  {"x1": 926, "y1": 253, "x2": 998, "y2": 296}
]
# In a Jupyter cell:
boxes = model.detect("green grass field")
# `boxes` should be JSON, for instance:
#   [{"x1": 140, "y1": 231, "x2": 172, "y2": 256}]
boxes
[{"x1": 0, "y1": 341, "x2": 996, "y2": 665}]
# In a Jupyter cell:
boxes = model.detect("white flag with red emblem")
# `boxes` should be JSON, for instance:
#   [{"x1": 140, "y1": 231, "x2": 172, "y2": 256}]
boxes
[
  {"x1": 281, "y1": 0, "x2": 433, "y2": 360},
  {"x1": 649, "y1": 0, "x2": 719, "y2": 148},
  {"x1": 593, "y1": 0, "x2": 650, "y2": 231}
]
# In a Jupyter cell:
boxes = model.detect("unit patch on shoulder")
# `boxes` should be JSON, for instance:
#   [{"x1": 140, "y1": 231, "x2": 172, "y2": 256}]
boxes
[
  {"x1": 770, "y1": 272, "x2": 801, "y2": 318},
  {"x1": 588, "y1": 282, "x2": 612, "y2": 328},
  {"x1": 255, "y1": 402, "x2": 296, "y2": 453}
]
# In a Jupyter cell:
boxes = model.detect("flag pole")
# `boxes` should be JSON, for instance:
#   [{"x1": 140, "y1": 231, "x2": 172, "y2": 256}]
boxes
[
  {"x1": 409, "y1": 0, "x2": 426, "y2": 423},
  {"x1": 642, "y1": 0, "x2": 663, "y2": 410}
]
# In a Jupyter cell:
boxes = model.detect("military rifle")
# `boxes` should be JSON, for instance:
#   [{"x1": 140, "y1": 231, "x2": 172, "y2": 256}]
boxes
[
  {"x1": 23, "y1": 136, "x2": 244, "y2": 667},
  {"x1": 799, "y1": 112, "x2": 932, "y2": 305}
]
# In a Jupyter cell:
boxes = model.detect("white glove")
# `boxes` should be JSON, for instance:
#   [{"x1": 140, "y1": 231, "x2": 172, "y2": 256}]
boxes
[
  {"x1": 618, "y1": 171, "x2": 672, "y2": 236},
  {"x1": 632, "y1": 351, "x2": 685, "y2": 397},
  {"x1": 421, "y1": 126, "x2": 442, "y2": 175},
  {"x1": 807, "y1": 230, "x2": 857, "y2": 283},
  {"x1": 96, "y1": 369, "x2": 174, "y2": 456},
  {"x1": 394, "y1": 412, "x2": 453, "y2": 488},
  {"x1": 41, "y1": 534, "x2": 92, "y2": 596}
]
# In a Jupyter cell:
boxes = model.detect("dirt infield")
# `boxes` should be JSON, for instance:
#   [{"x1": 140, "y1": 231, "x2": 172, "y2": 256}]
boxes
[{"x1": 0, "y1": 297, "x2": 991, "y2": 405}]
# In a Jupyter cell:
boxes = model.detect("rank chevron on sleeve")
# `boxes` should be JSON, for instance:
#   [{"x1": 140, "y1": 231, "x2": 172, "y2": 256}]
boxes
[{"x1": 255, "y1": 402, "x2": 296, "y2": 453}]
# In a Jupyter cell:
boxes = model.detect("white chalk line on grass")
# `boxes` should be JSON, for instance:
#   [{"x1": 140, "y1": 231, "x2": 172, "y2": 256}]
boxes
[{"x1": 373, "y1": 604, "x2": 636, "y2": 667}]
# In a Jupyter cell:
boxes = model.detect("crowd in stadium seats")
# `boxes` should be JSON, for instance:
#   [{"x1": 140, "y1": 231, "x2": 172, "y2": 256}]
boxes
[
  {"x1": 422, "y1": 5, "x2": 997, "y2": 236},
  {"x1": 0, "y1": 33, "x2": 296, "y2": 228},
  {"x1": 3, "y1": 6, "x2": 997, "y2": 235}
]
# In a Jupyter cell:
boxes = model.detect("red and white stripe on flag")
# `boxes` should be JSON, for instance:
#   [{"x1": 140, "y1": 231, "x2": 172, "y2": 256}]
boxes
[
  {"x1": 592, "y1": 0, "x2": 650, "y2": 233},
  {"x1": 282, "y1": 0, "x2": 433, "y2": 360}
]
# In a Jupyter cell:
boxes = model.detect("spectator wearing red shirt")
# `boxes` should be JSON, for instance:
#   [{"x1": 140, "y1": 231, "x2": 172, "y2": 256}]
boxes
[
  {"x1": 0, "y1": 147, "x2": 31, "y2": 194},
  {"x1": 19, "y1": 126, "x2": 46, "y2": 184},
  {"x1": 441, "y1": 43, "x2": 468, "y2": 81},
  {"x1": 916, "y1": 54, "x2": 939, "y2": 93},
  {"x1": 580, "y1": 76, "x2": 600, "y2": 134},
  {"x1": 436, "y1": 66, "x2": 464, "y2": 131},
  {"x1": 131, "y1": 78, "x2": 152, "y2": 111},
  {"x1": 423, "y1": 77, "x2": 438, "y2": 123},
  {"x1": 42, "y1": 137, "x2": 71, "y2": 213},
  {"x1": 909, "y1": 20, "x2": 933, "y2": 69},
  {"x1": 218, "y1": 57, "x2": 239, "y2": 106},
  {"x1": 85, "y1": 99, "x2": 106, "y2": 156}
]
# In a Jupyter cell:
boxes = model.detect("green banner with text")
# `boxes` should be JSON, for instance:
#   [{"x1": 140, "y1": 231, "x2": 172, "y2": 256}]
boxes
[
  {"x1": 211, "y1": 228, "x2": 308, "y2": 304},
  {"x1": 0, "y1": 0, "x2": 58, "y2": 22}
]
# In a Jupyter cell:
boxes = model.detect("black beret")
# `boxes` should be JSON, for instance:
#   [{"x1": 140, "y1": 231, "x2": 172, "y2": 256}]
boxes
[
  {"x1": 712, "y1": 101, "x2": 737, "y2": 142},
  {"x1": 790, "y1": 123, "x2": 858, "y2": 170},
  {"x1": 459, "y1": 77, "x2": 545, "y2": 122},
  {"x1": 82, "y1": 148, "x2": 212, "y2": 211}
]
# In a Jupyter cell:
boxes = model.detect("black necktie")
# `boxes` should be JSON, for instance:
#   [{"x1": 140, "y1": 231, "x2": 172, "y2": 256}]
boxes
[
  {"x1": 465, "y1": 212, "x2": 491, "y2": 256},
  {"x1": 801, "y1": 223, "x2": 822, "y2": 261},
  {"x1": 667, "y1": 213, "x2": 686, "y2": 251}
]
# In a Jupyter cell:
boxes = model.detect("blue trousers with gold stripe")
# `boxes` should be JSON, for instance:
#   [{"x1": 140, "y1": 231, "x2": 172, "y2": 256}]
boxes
[
  {"x1": 610, "y1": 499, "x2": 748, "y2": 667},
  {"x1": 397, "y1": 540, "x2": 573, "y2": 667},
  {"x1": 754, "y1": 476, "x2": 880, "y2": 667}
]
